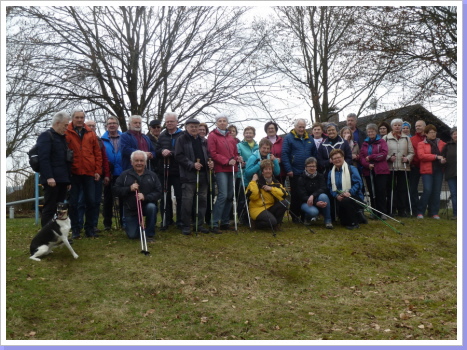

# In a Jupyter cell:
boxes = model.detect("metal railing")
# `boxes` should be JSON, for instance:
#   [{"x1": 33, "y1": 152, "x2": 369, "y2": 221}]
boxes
[{"x1": 6, "y1": 173, "x2": 43, "y2": 224}]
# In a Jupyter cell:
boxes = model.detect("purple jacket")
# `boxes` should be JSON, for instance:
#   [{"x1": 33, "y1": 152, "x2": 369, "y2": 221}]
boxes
[{"x1": 359, "y1": 136, "x2": 390, "y2": 176}]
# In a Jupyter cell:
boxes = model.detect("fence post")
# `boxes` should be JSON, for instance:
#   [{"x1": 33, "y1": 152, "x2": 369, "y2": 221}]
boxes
[{"x1": 35, "y1": 172, "x2": 40, "y2": 225}]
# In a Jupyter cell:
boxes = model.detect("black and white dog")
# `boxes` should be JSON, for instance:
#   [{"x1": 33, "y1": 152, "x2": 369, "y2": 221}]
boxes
[{"x1": 29, "y1": 202, "x2": 79, "y2": 261}]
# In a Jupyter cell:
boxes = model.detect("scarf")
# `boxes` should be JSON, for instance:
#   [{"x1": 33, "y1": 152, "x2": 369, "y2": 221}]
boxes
[
  {"x1": 304, "y1": 169, "x2": 318, "y2": 179},
  {"x1": 427, "y1": 138, "x2": 441, "y2": 156},
  {"x1": 129, "y1": 130, "x2": 149, "y2": 152},
  {"x1": 331, "y1": 162, "x2": 351, "y2": 193},
  {"x1": 217, "y1": 128, "x2": 228, "y2": 136}
]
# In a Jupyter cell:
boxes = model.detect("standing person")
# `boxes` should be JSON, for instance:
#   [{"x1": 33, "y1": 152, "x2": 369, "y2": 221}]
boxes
[
  {"x1": 246, "y1": 160, "x2": 288, "y2": 231},
  {"x1": 311, "y1": 123, "x2": 325, "y2": 152},
  {"x1": 113, "y1": 151, "x2": 162, "y2": 242},
  {"x1": 147, "y1": 119, "x2": 162, "y2": 171},
  {"x1": 101, "y1": 116, "x2": 123, "y2": 230},
  {"x1": 359, "y1": 123, "x2": 389, "y2": 219},
  {"x1": 378, "y1": 121, "x2": 391, "y2": 137},
  {"x1": 207, "y1": 113, "x2": 243, "y2": 233},
  {"x1": 297, "y1": 157, "x2": 333, "y2": 229},
  {"x1": 441, "y1": 128, "x2": 457, "y2": 219},
  {"x1": 198, "y1": 122, "x2": 214, "y2": 225},
  {"x1": 383, "y1": 118, "x2": 414, "y2": 217},
  {"x1": 417, "y1": 125, "x2": 446, "y2": 219},
  {"x1": 228, "y1": 125, "x2": 241, "y2": 144},
  {"x1": 175, "y1": 118, "x2": 214, "y2": 235},
  {"x1": 120, "y1": 115, "x2": 156, "y2": 171},
  {"x1": 346, "y1": 113, "x2": 367, "y2": 148},
  {"x1": 65, "y1": 109, "x2": 102, "y2": 239},
  {"x1": 327, "y1": 149, "x2": 366, "y2": 230},
  {"x1": 264, "y1": 121, "x2": 286, "y2": 183},
  {"x1": 409, "y1": 120, "x2": 427, "y2": 215},
  {"x1": 198, "y1": 123, "x2": 210, "y2": 139},
  {"x1": 37, "y1": 111, "x2": 72, "y2": 227},
  {"x1": 77, "y1": 120, "x2": 111, "y2": 234},
  {"x1": 155, "y1": 112, "x2": 184, "y2": 230},
  {"x1": 317, "y1": 123, "x2": 352, "y2": 177},
  {"x1": 281, "y1": 118, "x2": 317, "y2": 222},
  {"x1": 237, "y1": 126, "x2": 258, "y2": 225},
  {"x1": 340, "y1": 126, "x2": 360, "y2": 168},
  {"x1": 402, "y1": 121, "x2": 412, "y2": 137}
]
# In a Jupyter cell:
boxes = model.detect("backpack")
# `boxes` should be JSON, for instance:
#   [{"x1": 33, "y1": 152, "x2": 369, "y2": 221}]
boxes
[{"x1": 28, "y1": 131, "x2": 53, "y2": 172}]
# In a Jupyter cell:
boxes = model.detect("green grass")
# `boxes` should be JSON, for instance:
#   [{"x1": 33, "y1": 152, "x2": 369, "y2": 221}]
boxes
[{"x1": 5, "y1": 214, "x2": 457, "y2": 340}]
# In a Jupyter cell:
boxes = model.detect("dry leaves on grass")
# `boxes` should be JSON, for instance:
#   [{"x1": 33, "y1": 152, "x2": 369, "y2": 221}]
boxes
[{"x1": 143, "y1": 309, "x2": 156, "y2": 317}]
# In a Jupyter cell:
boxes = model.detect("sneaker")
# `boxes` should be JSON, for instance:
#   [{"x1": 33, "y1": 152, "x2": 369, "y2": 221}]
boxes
[
  {"x1": 194, "y1": 226, "x2": 210, "y2": 234},
  {"x1": 432, "y1": 215, "x2": 440, "y2": 220},
  {"x1": 146, "y1": 236, "x2": 155, "y2": 242},
  {"x1": 325, "y1": 223, "x2": 334, "y2": 229},
  {"x1": 417, "y1": 214, "x2": 424, "y2": 219},
  {"x1": 210, "y1": 227, "x2": 222, "y2": 234}
]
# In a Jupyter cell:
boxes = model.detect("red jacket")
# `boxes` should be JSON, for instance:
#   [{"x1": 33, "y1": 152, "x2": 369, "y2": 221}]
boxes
[
  {"x1": 65, "y1": 123, "x2": 102, "y2": 177},
  {"x1": 417, "y1": 139, "x2": 446, "y2": 175},
  {"x1": 207, "y1": 128, "x2": 240, "y2": 173},
  {"x1": 98, "y1": 137, "x2": 111, "y2": 178},
  {"x1": 265, "y1": 135, "x2": 287, "y2": 180},
  {"x1": 411, "y1": 133, "x2": 426, "y2": 168}
]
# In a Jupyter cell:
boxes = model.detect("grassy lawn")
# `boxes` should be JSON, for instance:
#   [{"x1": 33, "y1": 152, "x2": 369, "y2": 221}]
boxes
[{"x1": 4, "y1": 214, "x2": 457, "y2": 341}]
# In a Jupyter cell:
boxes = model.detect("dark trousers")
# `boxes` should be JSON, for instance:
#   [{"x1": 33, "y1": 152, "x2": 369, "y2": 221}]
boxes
[
  {"x1": 103, "y1": 176, "x2": 123, "y2": 228},
  {"x1": 409, "y1": 166, "x2": 421, "y2": 215},
  {"x1": 255, "y1": 200, "x2": 288, "y2": 229},
  {"x1": 336, "y1": 196, "x2": 361, "y2": 226},
  {"x1": 192, "y1": 173, "x2": 216, "y2": 226},
  {"x1": 387, "y1": 171, "x2": 410, "y2": 215},
  {"x1": 41, "y1": 183, "x2": 68, "y2": 227},
  {"x1": 69, "y1": 175, "x2": 95, "y2": 236},
  {"x1": 288, "y1": 175, "x2": 302, "y2": 220},
  {"x1": 182, "y1": 179, "x2": 208, "y2": 228},
  {"x1": 365, "y1": 173, "x2": 388, "y2": 217},
  {"x1": 158, "y1": 174, "x2": 182, "y2": 227}
]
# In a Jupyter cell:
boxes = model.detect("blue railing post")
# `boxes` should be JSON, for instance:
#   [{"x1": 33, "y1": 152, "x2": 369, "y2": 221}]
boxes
[{"x1": 35, "y1": 172, "x2": 40, "y2": 225}]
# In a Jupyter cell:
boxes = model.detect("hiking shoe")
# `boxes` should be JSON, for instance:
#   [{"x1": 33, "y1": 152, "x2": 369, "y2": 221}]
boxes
[
  {"x1": 194, "y1": 226, "x2": 210, "y2": 234},
  {"x1": 146, "y1": 236, "x2": 156, "y2": 242},
  {"x1": 325, "y1": 223, "x2": 334, "y2": 229},
  {"x1": 210, "y1": 227, "x2": 222, "y2": 234},
  {"x1": 220, "y1": 224, "x2": 234, "y2": 231},
  {"x1": 104, "y1": 226, "x2": 112, "y2": 231},
  {"x1": 417, "y1": 214, "x2": 424, "y2": 219},
  {"x1": 345, "y1": 224, "x2": 360, "y2": 230},
  {"x1": 432, "y1": 215, "x2": 440, "y2": 220}
]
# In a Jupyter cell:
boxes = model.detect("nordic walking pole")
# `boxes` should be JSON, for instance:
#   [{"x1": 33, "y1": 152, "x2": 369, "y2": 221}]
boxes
[
  {"x1": 402, "y1": 155, "x2": 412, "y2": 216},
  {"x1": 135, "y1": 188, "x2": 150, "y2": 255},
  {"x1": 208, "y1": 158, "x2": 214, "y2": 229},
  {"x1": 195, "y1": 158, "x2": 200, "y2": 235},
  {"x1": 390, "y1": 153, "x2": 395, "y2": 216},
  {"x1": 238, "y1": 164, "x2": 252, "y2": 228},
  {"x1": 232, "y1": 165, "x2": 238, "y2": 233},
  {"x1": 279, "y1": 198, "x2": 315, "y2": 234},
  {"x1": 162, "y1": 157, "x2": 169, "y2": 229},
  {"x1": 369, "y1": 165, "x2": 376, "y2": 199}
]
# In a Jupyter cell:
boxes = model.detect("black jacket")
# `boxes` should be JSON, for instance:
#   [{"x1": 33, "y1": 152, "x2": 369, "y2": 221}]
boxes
[
  {"x1": 37, "y1": 128, "x2": 71, "y2": 185},
  {"x1": 441, "y1": 140, "x2": 457, "y2": 180},
  {"x1": 155, "y1": 128, "x2": 183, "y2": 176},
  {"x1": 296, "y1": 172, "x2": 327, "y2": 206},
  {"x1": 113, "y1": 168, "x2": 162, "y2": 217},
  {"x1": 175, "y1": 131, "x2": 210, "y2": 183}
]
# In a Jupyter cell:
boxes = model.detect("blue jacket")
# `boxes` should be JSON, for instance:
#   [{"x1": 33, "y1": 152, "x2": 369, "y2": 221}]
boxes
[
  {"x1": 237, "y1": 139, "x2": 258, "y2": 179},
  {"x1": 119, "y1": 131, "x2": 156, "y2": 171},
  {"x1": 317, "y1": 136, "x2": 352, "y2": 176},
  {"x1": 327, "y1": 164, "x2": 364, "y2": 201},
  {"x1": 101, "y1": 130, "x2": 123, "y2": 176},
  {"x1": 281, "y1": 130, "x2": 317, "y2": 175},
  {"x1": 243, "y1": 150, "x2": 280, "y2": 186},
  {"x1": 37, "y1": 128, "x2": 71, "y2": 185}
]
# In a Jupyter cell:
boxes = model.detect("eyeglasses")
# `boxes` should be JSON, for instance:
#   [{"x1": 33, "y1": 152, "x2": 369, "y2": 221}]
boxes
[
  {"x1": 332, "y1": 156, "x2": 343, "y2": 160},
  {"x1": 306, "y1": 165, "x2": 317, "y2": 168},
  {"x1": 151, "y1": 125, "x2": 161, "y2": 129},
  {"x1": 107, "y1": 122, "x2": 118, "y2": 125}
]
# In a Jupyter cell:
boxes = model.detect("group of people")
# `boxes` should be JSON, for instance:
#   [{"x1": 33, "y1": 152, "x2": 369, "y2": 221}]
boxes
[{"x1": 37, "y1": 109, "x2": 457, "y2": 241}]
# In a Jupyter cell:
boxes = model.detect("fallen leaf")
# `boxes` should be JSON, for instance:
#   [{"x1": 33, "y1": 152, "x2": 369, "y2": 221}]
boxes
[
  {"x1": 202, "y1": 299, "x2": 208, "y2": 303},
  {"x1": 384, "y1": 329, "x2": 391, "y2": 332},
  {"x1": 200, "y1": 316, "x2": 208, "y2": 323},
  {"x1": 28, "y1": 331, "x2": 36, "y2": 336},
  {"x1": 143, "y1": 309, "x2": 156, "y2": 317},
  {"x1": 180, "y1": 280, "x2": 185, "y2": 284},
  {"x1": 400, "y1": 313, "x2": 410, "y2": 320},
  {"x1": 418, "y1": 324, "x2": 425, "y2": 329},
  {"x1": 275, "y1": 325, "x2": 280, "y2": 330}
]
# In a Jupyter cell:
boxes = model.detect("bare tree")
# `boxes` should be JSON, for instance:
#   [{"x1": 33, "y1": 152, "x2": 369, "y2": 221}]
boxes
[{"x1": 15, "y1": 6, "x2": 269, "y2": 131}]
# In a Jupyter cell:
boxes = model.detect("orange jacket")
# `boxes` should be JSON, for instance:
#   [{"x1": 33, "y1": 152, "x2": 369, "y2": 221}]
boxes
[
  {"x1": 65, "y1": 123, "x2": 102, "y2": 176},
  {"x1": 417, "y1": 139, "x2": 446, "y2": 175}
]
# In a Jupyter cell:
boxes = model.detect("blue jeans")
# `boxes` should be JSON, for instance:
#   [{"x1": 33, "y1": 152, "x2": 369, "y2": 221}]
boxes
[
  {"x1": 418, "y1": 169, "x2": 443, "y2": 216},
  {"x1": 69, "y1": 175, "x2": 95, "y2": 236},
  {"x1": 447, "y1": 177, "x2": 457, "y2": 216},
  {"x1": 78, "y1": 178, "x2": 103, "y2": 229},
  {"x1": 213, "y1": 172, "x2": 234, "y2": 227},
  {"x1": 300, "y1": 193, "x2": 332, "y2": 224},
  {"x1": 124, "y1": 202, "x2": 157, "y2": 239}
]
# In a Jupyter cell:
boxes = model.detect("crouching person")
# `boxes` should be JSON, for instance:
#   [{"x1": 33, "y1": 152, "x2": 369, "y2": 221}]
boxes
[
  {"x1": 327, "y1": 149, "x2": 367, "y2": 230},
  {"x1": 297, "y1": 157, "x2": 333, "y2": 229},
  {"x1": 113, "y1": 151, "x2": 162, "y2": 242},
  {"x1": 175, "y1": 118, "x2": 214, "y2": 235},
  {"x1": 246, "y1": 160, "x2": 288, "y2": 230}
]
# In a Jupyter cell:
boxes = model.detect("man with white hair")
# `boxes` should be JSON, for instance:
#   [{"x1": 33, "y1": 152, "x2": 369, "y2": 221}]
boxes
[
  {"x1": 113, "y1": 150, "x2": 162, "y2": 242},
  {"x1": 119, "y1": 115, "x2": 156, "y2": 171},
  {"x1": 281, "y1": 118, "x2": 317, "y2": 223},
  {"x1": 37, "y1": 110, "x2": 72, "y2": 227},
  {"x1": 155, "y1": 111, "x2": 184, "y2": 230}
]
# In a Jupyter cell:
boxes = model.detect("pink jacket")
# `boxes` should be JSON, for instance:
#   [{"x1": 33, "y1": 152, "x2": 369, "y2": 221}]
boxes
[
  {"x1": 359, "y1": 137, "x2": 390, "y2": 176},
  {"x1": 207, "y1": 128, "x2": 240, "y2": 173}
]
